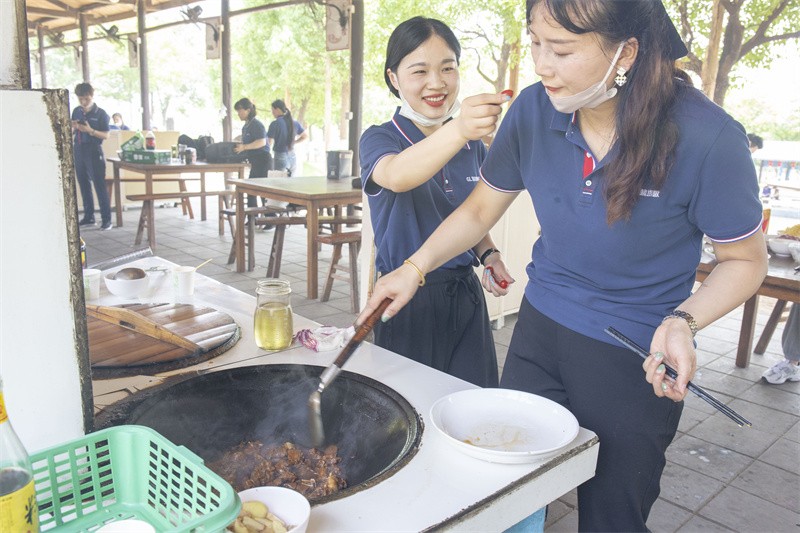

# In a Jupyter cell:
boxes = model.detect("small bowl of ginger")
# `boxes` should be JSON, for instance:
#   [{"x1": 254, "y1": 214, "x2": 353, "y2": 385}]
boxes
[{"x1": 228, "y1": 487, "x2": 310, "y2": 533}]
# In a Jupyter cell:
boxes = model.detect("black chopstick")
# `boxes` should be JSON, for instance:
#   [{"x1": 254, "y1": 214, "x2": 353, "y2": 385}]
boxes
[{"x1": 605, "y1": 327, "x2": 752, "y2": 428}]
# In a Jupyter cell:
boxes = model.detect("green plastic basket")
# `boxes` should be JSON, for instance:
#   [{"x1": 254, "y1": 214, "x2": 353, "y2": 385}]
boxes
[{"x1": 30, "y1": 425, "x2": 241, "y2": 532}]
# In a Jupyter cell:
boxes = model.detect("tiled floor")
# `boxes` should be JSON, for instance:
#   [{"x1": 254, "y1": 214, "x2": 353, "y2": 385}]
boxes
[{"x1": 83, "y1": 200, "x2": 799, "y2": 532}]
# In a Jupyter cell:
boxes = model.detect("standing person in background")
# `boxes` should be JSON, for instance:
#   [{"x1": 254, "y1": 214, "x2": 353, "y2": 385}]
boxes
[
  {"x1": 747, "y1": 133, "x2": 763, "y2": 154},
  {"x1": 359, "y1": 16, "x2": 512, "y2": 390},
  {"x1": 268, "y1": 99, "x2": 308, "y2": 175},
  {"x1": 109, "y1": 113, "x2": 130, "y2": 131},
  {"x1": 233, "y1": 98, "x2": 272, "y2": 207},
  {"x1": 360, "y1": 1, "x2": 767, "y2": 530},
  {"x1": 71, "y1": 82, "x2": 112, "y2": 230},
  {"x1": 762, "y1": 303, "x2": 800, "y2": 384}
]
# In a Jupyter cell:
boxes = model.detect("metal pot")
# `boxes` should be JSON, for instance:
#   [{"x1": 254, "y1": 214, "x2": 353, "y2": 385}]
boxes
[{"x1": 95, "y1": 364, "x2": 423, "y2": 504}]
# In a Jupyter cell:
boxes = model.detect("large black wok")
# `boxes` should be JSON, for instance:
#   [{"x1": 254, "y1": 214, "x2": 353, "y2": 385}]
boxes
[{"x1": 95, "y1": 364, "x2": 423, "y2": 504}]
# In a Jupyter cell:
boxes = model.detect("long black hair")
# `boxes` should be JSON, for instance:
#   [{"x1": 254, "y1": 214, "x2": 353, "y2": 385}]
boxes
[
  {"x1": 384, "y1": 16, "x2": 461, "y2": 99},
  {"x1": 271, "y1": 99, "x2": 296, "y2": 150},
  {"x1": 234, "y1": 98, "x2": 257, "y2": 121},
  {"x1": 527, "y1": 0, "x2": 689, "y2": 224}
]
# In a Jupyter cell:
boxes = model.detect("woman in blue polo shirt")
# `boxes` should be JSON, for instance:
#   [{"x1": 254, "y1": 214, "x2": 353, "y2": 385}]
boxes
[
  {"x1": 361, "y1": 2, "x2": 768, "y2": 531},
  {"x1": 359, "y1": 16, "x2": 512, "y2": 388},
  {"x1": 233, "y1": 98, "x2": 271, "y2": 207},
  {"x1": 267, "y1": 100, "x2": 307, "y2": 175}
]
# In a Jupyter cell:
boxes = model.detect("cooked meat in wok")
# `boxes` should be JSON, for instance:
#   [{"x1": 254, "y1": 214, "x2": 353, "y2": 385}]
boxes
[{"x1": 209, "y1": 441, "x2": 347, "y2": 499}]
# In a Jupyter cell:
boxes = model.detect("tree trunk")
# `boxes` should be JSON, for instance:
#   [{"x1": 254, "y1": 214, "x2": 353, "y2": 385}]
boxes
[
  {"x1": 713, "y1": 8, "x2": 745, "y2": 106},
  {"x1": 701, "y1": 0, "x2": 724, "y2": 97}
]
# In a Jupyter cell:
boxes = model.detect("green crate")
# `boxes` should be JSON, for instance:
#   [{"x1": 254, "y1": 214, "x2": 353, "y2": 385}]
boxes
[
  {"x1": 30, "y1": 425, "x2": 240, "y2": 532},
  {"x1": 121, "y1": 150, "x2": 171, "y2": 164}
]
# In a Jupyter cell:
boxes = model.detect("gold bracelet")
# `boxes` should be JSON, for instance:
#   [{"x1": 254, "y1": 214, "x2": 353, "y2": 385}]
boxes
[{"x1": 403, "y1": 259, "x2": 426, "y2": 287}]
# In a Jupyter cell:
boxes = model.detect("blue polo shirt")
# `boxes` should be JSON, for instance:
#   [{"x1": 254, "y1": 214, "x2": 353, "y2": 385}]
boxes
[
  {"x1": 71, "y1": 104, "x2": 110, "y2": 147},
  {"x1": 268, "y1": 119, "x2": 305, "y2": 154},
  {"x1": 241, "y1": 118, "x2": 269, "y2": 154},
  {"x1": 360, "y1": 109, "x2": 485, "y2": 273},
  {"x1": 482, "y1": 82, "x2": 762, "y2": 348}
]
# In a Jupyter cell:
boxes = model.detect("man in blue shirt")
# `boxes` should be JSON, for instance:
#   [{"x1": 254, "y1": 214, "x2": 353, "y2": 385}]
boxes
[{"x1": 71, "y1": 83, "x2": 112, "y2": 230}]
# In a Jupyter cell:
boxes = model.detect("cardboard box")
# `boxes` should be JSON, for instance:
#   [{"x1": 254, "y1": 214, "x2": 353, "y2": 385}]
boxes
[
  {"x1": 121, "y1": 133, "x2": 145, "y2": 151},
  {"x1": 121, "y1": 149, "x2": 171, "y2": 164}
]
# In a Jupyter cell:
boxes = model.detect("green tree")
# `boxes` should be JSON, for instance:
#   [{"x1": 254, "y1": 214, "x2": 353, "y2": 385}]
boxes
[{"x1": 669, "y1": 0, "x2": 800, "y2": 105}]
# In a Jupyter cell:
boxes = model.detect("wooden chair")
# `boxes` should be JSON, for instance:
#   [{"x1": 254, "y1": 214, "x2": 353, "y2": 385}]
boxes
[{"x1": 316, "y1": 231, "x2": 362, "y2": 313}]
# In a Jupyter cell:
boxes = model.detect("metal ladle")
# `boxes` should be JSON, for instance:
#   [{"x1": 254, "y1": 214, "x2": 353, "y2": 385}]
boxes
[
  {"x1": 308, "y1": 298, "x2": 392, "y2": 448},
  {"x1": 113, "y1": 267, "x2": 146, "y2": 280}
]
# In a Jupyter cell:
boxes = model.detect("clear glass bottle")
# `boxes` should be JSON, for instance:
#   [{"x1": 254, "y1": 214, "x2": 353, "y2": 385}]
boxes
[
  {"x1": 0, "y1": 377, "x2": 39, "y2": 532},
  {"x1": 254, "y1": 279, "x2": 293, "y2": 350}
]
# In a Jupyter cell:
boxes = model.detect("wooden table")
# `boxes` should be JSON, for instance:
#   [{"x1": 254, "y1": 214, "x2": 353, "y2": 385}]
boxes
[
  {"x1": 107, "y1": 158, "x2": 247, "y2": 227},
  {"x1": 227, "y1": 176, "x2": 362, "y2": 298},
  {"x1": 696, "y1": 252, "x2": 799, "y2": 367}
]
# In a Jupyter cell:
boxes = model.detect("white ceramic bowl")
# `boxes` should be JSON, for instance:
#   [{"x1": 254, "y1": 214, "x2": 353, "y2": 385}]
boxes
[
  {"x1": 788, "y1": 242, "x2": 800, "y2": 264},
  {"x1": 429, "y1": 388, "x2": 579, "y2": 464},
  {"x1": 768, "y1": 236, "x2": 794, "y2": 256},
  {"x1": 237, "y1": 487, "x2": 310, "y2": 533},
  {"x1": 104, "y1": 271, "x2": 149, "y2": 298}
]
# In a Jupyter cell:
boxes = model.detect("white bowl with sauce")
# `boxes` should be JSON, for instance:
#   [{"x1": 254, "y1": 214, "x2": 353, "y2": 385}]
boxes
[{"x1": 429, "y1": 388, "x2": 579, "y2": 464}]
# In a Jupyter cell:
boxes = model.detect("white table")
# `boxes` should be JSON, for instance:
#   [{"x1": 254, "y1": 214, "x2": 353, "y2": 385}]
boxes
[{"x1": 91, "y1": 257, "x2": 599, "y2": 531}]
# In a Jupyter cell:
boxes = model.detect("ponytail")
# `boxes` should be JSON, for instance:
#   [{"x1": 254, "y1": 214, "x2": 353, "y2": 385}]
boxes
[{"x1": 272, "y1": 99, "x2": 296, "y2": 150}]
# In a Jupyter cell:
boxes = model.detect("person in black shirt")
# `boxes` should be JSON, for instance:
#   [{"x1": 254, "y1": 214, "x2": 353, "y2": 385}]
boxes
[
  {"x1": 234, "y1": 98, "x2": 272, "y2": 207},
  {"x1": 71, "y1": 82, "x2": 112, "y2": 230}
]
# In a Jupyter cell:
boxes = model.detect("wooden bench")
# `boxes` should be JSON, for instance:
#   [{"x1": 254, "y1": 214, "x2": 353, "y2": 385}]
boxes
[
  {"x1": 316, "y1": 231, "x2": 362, "y2": 312},
  {"x1": 127, "y1": 191, "x2": 225, "y2": 248}
]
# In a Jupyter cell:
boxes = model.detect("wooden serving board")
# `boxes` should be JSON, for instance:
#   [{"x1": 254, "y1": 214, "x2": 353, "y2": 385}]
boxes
[{"x1": 88, "y1": 303, "x2": 240, "y2": 379}]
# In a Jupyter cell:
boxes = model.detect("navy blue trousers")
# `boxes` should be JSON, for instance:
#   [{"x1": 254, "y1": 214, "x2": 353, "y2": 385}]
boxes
[
  {"x1": 501, "y1": 298, "x2": 682, "y2": 532},
  {"x1": 75, "y1": 144, "x2": 111, "y2": 224},
  {"x1": 374, "y1": 266, "x2": 499, "y2": 387}
]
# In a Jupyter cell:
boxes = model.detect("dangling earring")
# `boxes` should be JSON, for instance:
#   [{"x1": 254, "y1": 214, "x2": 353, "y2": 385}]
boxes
[{"x1": 615, "y1": 67, "x2": 628, "y2": 87}]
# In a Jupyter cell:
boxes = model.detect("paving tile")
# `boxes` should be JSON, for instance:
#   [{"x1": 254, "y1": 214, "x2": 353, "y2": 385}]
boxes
[
  {"x1": 726, "y1": 397, "x2": 799, "y2": 436},
  {"x1": 647, "y1": 498, "x2": 693, "y2": 533},
  {"x1": 676, "y1": 515, "x2": 735, "y2": 531},
  {"x1": 658, "y1": 462, "x2": 725, "y2": 512},
  {"x1": 737, "y1": 384, "x2": 800, "y2": 416},
  {"x1": 759, "y1": 438, "x2": 800, "y2": 476},
  {"x1": 730, "y1": 459, "x2": 800, "y2": 512},
  {"x1": 691, "y1": 368, "x2": 754, "y2": 397},
  {"x1": 697, "y1": 486, "x2": 800, "y2": 532},
  {"x1": 666, "y1": 434, "x2": 752, "y2": 483},
  {"x1": 703, "y1": 356, "x2": 774, "y2": 382},
  {"x1": 545, "y1": 509, "x2": 579, "y2": 532},
  {"x1": 688, "y1": 411, "x2": 780, "y2": 458},
  {"x1": 786, "y1": 420, "x2": 800, "y2": 444},
  {"x1": 677, "y1": 405, "x2": 712, "y2": 434}
]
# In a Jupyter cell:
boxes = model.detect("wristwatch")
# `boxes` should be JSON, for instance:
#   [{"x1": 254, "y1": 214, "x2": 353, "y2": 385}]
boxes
[
  {"x1": 662, "y1": 310, "x2": 698, "y2": 337},
  {"x1": 479, "y1": 248, "x2": 500, "y2": 266}
]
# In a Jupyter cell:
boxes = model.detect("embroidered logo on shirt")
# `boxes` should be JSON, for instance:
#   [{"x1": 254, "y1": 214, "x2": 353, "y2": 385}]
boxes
[
  {"x1": 639, "y1": 189, "x2": 661, "y2": 198},
  {"x1": 466, "y1": 175, "x2": 480, "y2": 182}
]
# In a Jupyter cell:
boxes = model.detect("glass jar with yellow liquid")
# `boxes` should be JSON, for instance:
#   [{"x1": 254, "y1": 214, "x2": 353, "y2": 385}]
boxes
[{"x1": 254, "y1": 279, "x2": 293, "y2": 350}]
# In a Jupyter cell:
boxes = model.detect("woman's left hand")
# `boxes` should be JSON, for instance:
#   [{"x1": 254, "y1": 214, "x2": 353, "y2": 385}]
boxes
[
  {"x1": 481, "y1": 254, "x2": 514, "y2": 296},
  {"x1": 644, "y1": 318, "x2": 697, "y2": 401}
]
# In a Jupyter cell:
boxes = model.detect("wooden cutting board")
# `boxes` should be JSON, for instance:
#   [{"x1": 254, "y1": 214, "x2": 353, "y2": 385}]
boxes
[{"x1": 88, "y1": 303, "x2": 240, "y2": 378}]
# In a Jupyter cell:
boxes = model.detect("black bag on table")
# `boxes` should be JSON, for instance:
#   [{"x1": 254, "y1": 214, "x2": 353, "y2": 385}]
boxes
[
  {"x1": 204, "y1": 141, "x2": 244, "y2": 164},
  {"x1": 195, "y1": 135, "x2": 215, "y2": 160}
]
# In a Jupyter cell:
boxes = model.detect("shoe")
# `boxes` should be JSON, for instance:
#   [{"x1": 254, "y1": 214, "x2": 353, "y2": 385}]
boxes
[
  {"x1": 100, "y1": 221, "x2": 113, "y2": 231},
  {"x1": 79, "y1": 218, "x2": 96, "y2": 226},
  {"x1": 762, "y1": 359, "x2": 800, "y2": 384}
]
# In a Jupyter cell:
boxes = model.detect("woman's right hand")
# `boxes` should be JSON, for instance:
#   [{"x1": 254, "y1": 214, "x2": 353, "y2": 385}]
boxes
[
  {"x1": 356, "y1": 262, "x2": 422, "y2": 325},
  {"x1": 454, "y1": 92, "x2": 511, "y2": 141}
]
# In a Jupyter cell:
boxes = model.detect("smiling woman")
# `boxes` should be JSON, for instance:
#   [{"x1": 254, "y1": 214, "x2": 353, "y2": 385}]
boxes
[{"x1": 358, "y1": 16, "x2": 511, "y2": 391}]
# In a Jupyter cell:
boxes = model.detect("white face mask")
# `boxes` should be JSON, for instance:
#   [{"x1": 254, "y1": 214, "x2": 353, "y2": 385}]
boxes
[
  {"x1": 397, "y1": 89, "x2": 461, "y2": 128},
  {"x1": 547, "y1": 42, "x2": 626, "y2": 114}
]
